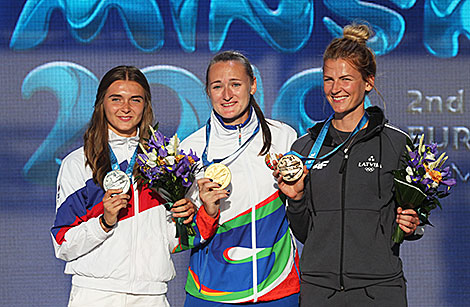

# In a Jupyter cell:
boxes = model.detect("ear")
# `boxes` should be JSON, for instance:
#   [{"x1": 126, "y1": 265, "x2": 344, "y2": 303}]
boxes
[
  {"x1": 250, "y1": 76, "x2": 257, "y2": 95},
  {"x1": 365, "y1": 75, "x2": 375, "y2": 92}
]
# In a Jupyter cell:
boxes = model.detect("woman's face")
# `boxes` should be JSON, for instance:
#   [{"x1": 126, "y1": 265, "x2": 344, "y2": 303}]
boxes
[
  {"x1": 323, "y1": 58, "x2": 374, "y2": 117},
  {"x1": 103, "y1": 80, "x2": 145, "y2": 137},
  {"x1": 207, "y1": 60, "x2": 257, "y2": 125}
]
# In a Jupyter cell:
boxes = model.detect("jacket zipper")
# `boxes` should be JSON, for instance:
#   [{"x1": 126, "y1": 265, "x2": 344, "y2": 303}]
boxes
[{"x1": 338, "y1": 147, "x2": 349, "y2": 291}]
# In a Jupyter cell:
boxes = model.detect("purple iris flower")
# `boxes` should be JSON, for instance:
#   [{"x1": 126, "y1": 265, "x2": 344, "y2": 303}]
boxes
[
  {"x1": 175, "y1": 157, "x2": 190, "y2": 178},
  {"x1": 188, "y1": 149, "x2": 200, "y2": 162},
  {"x1": 149, "y1": 131, "x2": 168, "y2": 157},
  {"x1": 441, "y1": 178, "x2": 457, "y2": 187},
  {"x1": 182, "y1": 177, "x2": 192, "y2": 187}
]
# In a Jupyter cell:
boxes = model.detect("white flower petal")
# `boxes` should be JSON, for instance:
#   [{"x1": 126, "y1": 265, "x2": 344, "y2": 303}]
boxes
[
  {"x1": 147, "y1": 160, "x2": 157, "y2": 168},
  {"x1": 164, "y1": 156, "x2": 176, "y2": 165}
]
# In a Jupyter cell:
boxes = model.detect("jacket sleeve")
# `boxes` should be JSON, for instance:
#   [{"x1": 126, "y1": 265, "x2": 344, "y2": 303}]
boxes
[
  {"x1": 286, "y1": 186, "x2": 312, "y2": 244},
  {"x1": 285, "y1": 134, "x2": 315, "y2": 244},
  {"x1": 170, "y1": 205, "x2": 220, "y2": 253},
  {"x1": 51, "y1": 155, "x2": 112, "y2": 262}
]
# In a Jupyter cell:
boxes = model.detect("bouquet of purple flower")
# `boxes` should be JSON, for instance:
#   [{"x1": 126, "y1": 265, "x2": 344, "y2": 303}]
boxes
[
  {"x1": 392, "y1": 135, "x2": 456, "y2": 243},
  {"x1": 137, "y1": 124, "x2": 200, "y2": 239}
]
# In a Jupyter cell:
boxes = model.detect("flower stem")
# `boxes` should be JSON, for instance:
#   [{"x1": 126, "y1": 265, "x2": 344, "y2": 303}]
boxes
[{"x1": 392, "y1": 225, "x2": 405, "y2": 244}]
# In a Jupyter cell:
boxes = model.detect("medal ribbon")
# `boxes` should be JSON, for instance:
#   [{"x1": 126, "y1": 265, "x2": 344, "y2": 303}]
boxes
[
  {"x1": 285, "y1": 112, "x2": 369, "y2": 169},
  {"x1": 108, "y1": 144, "x2": 139, "y2": 178},
  {"x1": 201, "y1": 111, "x2": 260, "y2": 167}
]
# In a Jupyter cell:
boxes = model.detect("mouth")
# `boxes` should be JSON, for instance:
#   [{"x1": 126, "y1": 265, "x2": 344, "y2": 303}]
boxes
[
  {"x1": 118, "y1": 116, "x2": 132, "y2": 121},
  {"x1": 221, "y1": 101, "x2": 237, "y2": 107},
  {"x1": 331, "y1": 96, "x2": 348, "y2": 102}
]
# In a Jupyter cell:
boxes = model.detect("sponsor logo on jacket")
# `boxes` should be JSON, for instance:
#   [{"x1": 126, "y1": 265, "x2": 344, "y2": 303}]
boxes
[{"x1": 312, "y1": 160, "x2": 329, "y2": 170}]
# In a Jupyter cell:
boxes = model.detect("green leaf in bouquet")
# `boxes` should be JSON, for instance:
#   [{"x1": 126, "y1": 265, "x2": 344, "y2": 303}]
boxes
[{"x1": 393, "y1": 178, "x2": 427, "y2": 209}]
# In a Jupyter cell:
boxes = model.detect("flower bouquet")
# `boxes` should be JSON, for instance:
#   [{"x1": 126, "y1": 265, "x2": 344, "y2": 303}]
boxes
[
  {"x1": 137, "y1": 124, "x2": 200, "y2": 240},
  {"x1": 392, "y1": 135, "x2": 456, "y2": 243}
]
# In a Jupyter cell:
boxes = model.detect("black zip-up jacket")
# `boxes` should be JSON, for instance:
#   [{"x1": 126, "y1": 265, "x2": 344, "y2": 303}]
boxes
[{"x1": 287, "y1": 106, "x2": 414, "y2": 291}]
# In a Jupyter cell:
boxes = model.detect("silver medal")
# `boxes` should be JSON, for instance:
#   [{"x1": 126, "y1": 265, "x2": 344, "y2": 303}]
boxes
[{"x1": 103, "y1": 170, "x2": 131, "y2": 194}]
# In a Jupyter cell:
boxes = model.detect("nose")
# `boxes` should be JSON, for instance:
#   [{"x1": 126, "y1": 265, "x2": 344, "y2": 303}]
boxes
[
  {"x1": 331, "y1": 80, "x2": 341, "y2": 95},
  {"x1": 223, "y1": 86, "x2": 232, "y2": 101},
  {"x1": 121, "y1": 100, "x2": 131, "y2": 112}
]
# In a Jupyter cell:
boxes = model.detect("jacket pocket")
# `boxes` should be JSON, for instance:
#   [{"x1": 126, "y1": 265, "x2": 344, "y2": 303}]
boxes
[
  {"x1": 300, "y1": 210, "x2": 342, "y2": 275},
  {"x1": 343, "y1": 209, "x2": 400, "y2": 277}
]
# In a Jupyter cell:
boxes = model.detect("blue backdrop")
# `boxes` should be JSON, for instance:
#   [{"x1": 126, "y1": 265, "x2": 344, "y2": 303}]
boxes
[{"x1": 1, "y1": 1, "x2": 469, "y2": 306}]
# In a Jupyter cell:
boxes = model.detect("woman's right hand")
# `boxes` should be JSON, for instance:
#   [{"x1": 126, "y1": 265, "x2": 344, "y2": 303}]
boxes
[
  {"x1": 197, "y1": 178, "x2": 229, "y2": 218},
  {"x1": 101, "y1": 189, "x2": 130, "y2": 231},
  {"x1": 273, "y1": 163, "x2": 308, "y2": 201}
]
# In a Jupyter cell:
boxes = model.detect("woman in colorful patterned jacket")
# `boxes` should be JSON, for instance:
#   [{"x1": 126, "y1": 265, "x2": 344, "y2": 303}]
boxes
[{"x1": 180, "y1": 51, "x2": 301, "y2": 306}]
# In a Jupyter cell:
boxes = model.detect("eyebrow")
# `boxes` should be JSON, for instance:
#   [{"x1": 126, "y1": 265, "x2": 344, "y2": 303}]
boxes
[
  {"x1": 108, "y1": 94, "x2": 144, "y2": 99},
  {"x1": 209, "y1": 78, "x2": 242, "y2": 85},
  {"x1": 323, "y1": 74, "x2": 355, "y2": 78}
]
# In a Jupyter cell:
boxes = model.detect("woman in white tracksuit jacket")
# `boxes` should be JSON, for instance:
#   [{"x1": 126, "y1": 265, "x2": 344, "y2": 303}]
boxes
[{"x1": 51, "y1": 66, "x2": 218, "y2": 306}]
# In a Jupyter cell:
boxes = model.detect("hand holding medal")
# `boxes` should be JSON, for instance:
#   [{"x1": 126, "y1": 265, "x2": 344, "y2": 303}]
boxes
[
  {"x1": 265, "y1": 153, "x2": 305, "y2": 182},
  {"x1": 195, "y1": 163, "x2": 231, "y2": 218},
  {"x1": 101, "y1": 188, "x2": 130, "y2": 231},
  {"x1": 266, "y1": 152, "x2": 308, "y2": 201},
  {"x1": 100, "y1": 144, "x2": 138, "y2": 231},
  {"x1": 204, "y1": 163, "x2": 232, "y2": 190}
]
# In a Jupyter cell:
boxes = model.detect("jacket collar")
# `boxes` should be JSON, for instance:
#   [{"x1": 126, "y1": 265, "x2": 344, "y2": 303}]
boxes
[
  {"x1": 210, "y1": 106, "x2": 258, "y2": 138},
  {"x1": 307, "y1": 106, "x2": 387, "y2": 142},
  {"x1": 108, "y1": 129, "x2": 140, "y2": 149}
]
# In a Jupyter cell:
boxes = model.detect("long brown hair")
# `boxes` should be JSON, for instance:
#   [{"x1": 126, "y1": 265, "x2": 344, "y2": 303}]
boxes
[
  {"x1": 205, "y1": 51, "x2": 272, "y2": 155},
  {"x1": 83, "y1": 66, "x2": 154, "y2": 188}
]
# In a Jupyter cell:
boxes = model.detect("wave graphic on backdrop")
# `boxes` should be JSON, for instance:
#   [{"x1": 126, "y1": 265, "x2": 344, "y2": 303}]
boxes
[
  {"x1": 10, "y1": 0, "x2": 164, "y2": 52},
  {"x1": 424, "y1": 0, "x2": 470, "y2": 57},
  {"x1": 9, "y1": 0, "x2": 470, "y2": 57},
  {"x1": 322, "y1": 0, "x2": 407, "y2": 56},
  {"x1": 209, "y1": 0, "x2": 313, "y2": 52},
  {"x1": 21, "y1": 62, "x2": 98, "y2": 185}
]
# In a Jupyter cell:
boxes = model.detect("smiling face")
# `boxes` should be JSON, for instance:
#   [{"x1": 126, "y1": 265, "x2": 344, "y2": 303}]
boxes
[
  {"x1": 323, "y1": 58, "x2": 374, "y2": 121},
  {"x1": 207, "y1": 60, "x2": 257, "y2": 125},
  {"x1": 103, "y1": 80, "x2": 145, "y2": 137}
]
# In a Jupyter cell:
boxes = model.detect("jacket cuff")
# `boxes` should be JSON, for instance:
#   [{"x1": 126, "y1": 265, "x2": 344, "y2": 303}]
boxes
[
  {"x1": 286, "y1": 195, "x2": 307, "y2": 213},
  {"x1": 196, "y1": 205, "x2": 219, "y2": 240},
  {"x1": 93, "y1": 216, "x2": 114, "y2": 239}
]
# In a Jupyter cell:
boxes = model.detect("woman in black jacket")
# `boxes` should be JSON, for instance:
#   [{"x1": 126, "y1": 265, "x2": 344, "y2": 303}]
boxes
[{"x1": 275, "y1": 23, "x2": 421, "y2": 306}]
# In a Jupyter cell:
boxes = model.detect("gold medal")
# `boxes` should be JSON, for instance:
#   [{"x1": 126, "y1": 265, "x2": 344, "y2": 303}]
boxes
[
  {"x1": 204, "y1": 163, "x2": 231, "y2": 190},
  {"x1": 277, "y1": 154, "x2": 304, "y2": 182}
]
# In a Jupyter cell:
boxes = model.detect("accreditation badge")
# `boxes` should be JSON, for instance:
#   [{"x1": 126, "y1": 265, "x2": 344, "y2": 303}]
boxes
[
  {"x1": 103, "y1": 169, "x2": 131, "y2": 194},
  {"x1": 204, "y1": 163, "x2": 232, "y2": 190}
]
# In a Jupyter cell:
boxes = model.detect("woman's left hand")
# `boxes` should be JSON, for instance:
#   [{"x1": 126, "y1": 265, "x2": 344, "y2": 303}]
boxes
[
  {"x1": 396, "y1": 207, "x2": 420, "y2": 236},
  {"x1": 171, "y1": 198, "x2": 197, "y2": 224}
]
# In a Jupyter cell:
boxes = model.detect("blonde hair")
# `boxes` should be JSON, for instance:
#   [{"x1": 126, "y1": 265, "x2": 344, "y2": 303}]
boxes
[{"x1": 323, "y1": 23, "x2": 376, "y2": 82}]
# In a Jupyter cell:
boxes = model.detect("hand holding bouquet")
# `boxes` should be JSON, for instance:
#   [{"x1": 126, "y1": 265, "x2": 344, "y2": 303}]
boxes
[
  {"x1": 392, "y1": 135, "x2": 456, "y2": 243},
  {"x1": 137, "y1": 124, "x2": 200, "y2": 240}
]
